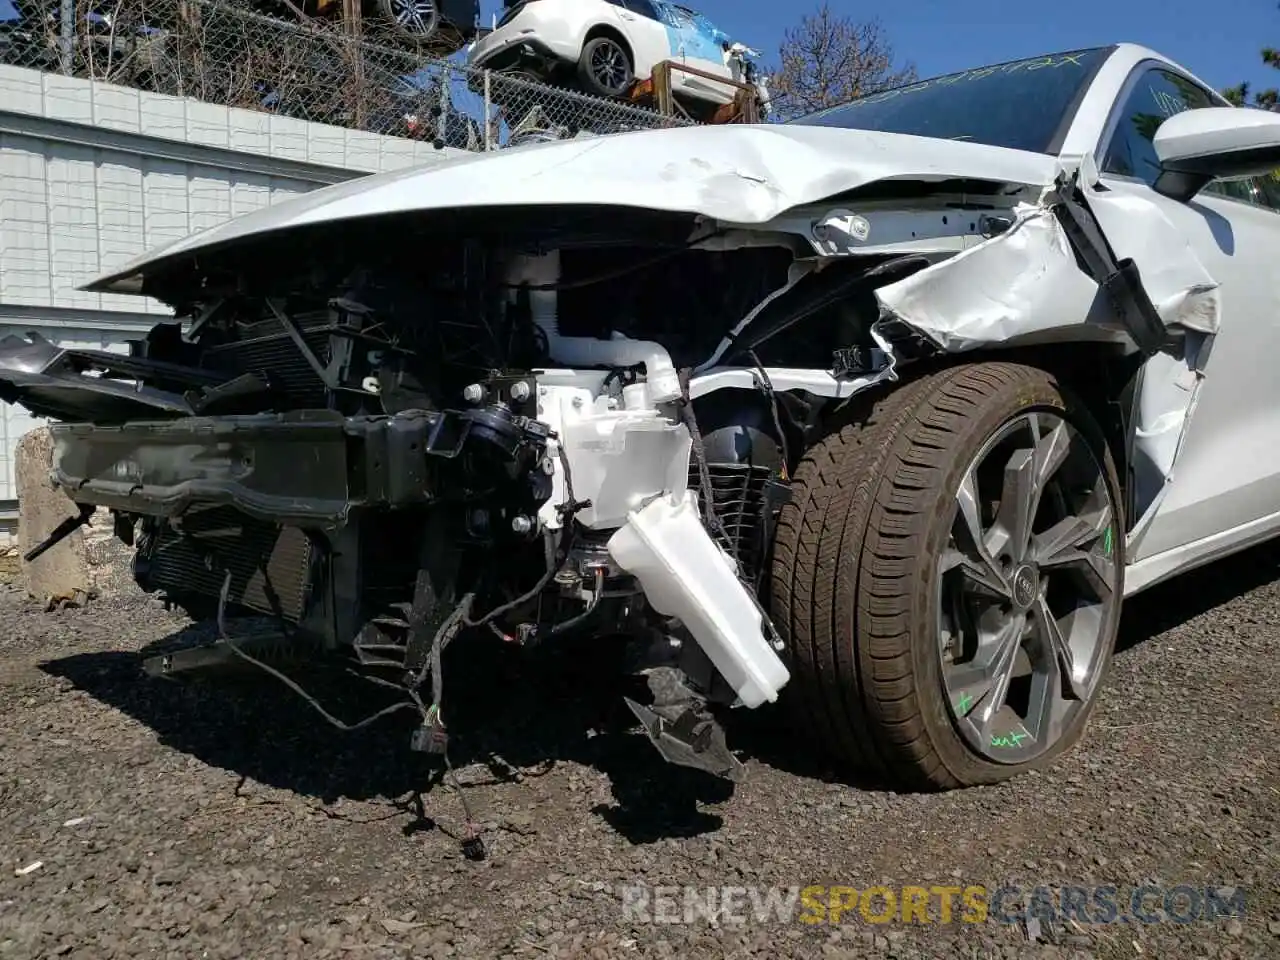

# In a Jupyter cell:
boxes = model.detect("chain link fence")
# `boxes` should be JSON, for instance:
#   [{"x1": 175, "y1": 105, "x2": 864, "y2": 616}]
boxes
[{"x1": 0, "y1": 0, "x2": 694, "y2": 149}]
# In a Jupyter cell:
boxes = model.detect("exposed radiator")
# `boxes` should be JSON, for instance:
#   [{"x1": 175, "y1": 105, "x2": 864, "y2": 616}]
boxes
[
  {"x1": 200, "y1": 308, "x2": 333, "y2": 408},
  {"x1": 688, "y1": 462, "x2": 773, "y2": 584},
  {"x1": 146, "y1": 506, "x2": 315, "y2": 622}
]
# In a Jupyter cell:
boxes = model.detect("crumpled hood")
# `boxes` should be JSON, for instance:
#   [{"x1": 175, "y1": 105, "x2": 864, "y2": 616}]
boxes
[{"x1": 83, "y1": 123, "x2": 1059, "y2": 294}]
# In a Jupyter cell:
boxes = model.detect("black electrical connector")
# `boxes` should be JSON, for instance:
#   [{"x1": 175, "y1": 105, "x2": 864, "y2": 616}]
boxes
[
  {"x1": 410, "y1": 716, "x2": 449, "y2": 756},
  {"x1": 461, "y1": 831, "x2": 487, "y2": 861}
]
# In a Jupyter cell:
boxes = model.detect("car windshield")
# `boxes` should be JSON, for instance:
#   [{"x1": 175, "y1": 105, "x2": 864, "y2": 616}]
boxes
[{"x1": 789, "y1": 47, "x2": 1113, "y2": 155}]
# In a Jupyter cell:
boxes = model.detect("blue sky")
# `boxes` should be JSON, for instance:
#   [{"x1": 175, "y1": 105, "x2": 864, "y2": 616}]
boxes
[
  {"x1": 698, "y1": 0, "x2": 1279, "y2": 94},
  {"x1": 471, "y1": 0, "x2": 1279, "y2": 96}
]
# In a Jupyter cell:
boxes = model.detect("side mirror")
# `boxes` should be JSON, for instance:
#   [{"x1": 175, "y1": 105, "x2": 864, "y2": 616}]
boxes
[{"x1": 1152, "y1": 106, "x2": 1280, "y2": 202}]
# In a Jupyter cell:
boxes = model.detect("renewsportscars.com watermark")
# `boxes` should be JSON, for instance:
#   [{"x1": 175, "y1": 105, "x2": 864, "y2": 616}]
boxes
[{"x1": 619, "y1": 883, "x2": 1248, "y2": 926}]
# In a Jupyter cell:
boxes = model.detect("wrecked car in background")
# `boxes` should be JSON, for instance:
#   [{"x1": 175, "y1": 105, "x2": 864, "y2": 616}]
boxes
[
  {"x1": 466, "y1": 0, "x2": 765, "y2": 120},
  {"x1": 10, "y1": 44, "x2": 1280, "y2": 801}
]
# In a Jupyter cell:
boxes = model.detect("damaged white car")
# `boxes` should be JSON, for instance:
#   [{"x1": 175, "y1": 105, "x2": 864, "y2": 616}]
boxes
[{"x1": 9, "y1": 43, "x2": 1280, "y2": 804}]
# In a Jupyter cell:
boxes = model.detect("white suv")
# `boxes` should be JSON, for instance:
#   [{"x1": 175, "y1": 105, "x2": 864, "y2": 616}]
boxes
[{"x1": 465, "y1": 0, "x2": 755, "y2": 109}]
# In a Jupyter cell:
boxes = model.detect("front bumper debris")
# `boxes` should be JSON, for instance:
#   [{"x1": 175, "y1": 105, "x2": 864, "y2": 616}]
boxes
[{"x1": 50, "y1": 409, "x2": 501, "y2": 525}]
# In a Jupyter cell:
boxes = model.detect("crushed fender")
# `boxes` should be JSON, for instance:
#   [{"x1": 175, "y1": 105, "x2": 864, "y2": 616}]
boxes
[{"x1": 867, "y1": 160, "x2": 1222, "y2": 543}]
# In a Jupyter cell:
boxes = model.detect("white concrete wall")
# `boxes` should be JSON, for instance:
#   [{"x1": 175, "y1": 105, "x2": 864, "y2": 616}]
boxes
[{"x1": 0, "y1": 63, "x2": 462, "y2": 526}]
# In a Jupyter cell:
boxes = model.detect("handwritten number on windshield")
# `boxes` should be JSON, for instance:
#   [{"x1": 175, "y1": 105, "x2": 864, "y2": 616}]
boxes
[{"x1": 849, "y1": 53, "x2": 1089, "y2": 108}]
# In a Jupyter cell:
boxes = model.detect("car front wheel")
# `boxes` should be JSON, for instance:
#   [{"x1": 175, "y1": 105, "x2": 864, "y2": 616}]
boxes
[{"x1": 770, "y1": 362, "x2": 1123, "y2": 789}]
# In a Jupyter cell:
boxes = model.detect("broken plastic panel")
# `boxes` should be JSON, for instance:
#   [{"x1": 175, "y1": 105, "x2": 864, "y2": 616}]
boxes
[{"x1": 607, "y1": 489, "x2": 791, "y2": 710}]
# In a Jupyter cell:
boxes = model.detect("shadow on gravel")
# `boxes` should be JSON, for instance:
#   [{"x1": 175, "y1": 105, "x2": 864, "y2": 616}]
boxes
[
  {"x1": 39, "y1": 628, "x2": 734, "y2": 845},
  {"x1": 38, "y1": 535, "x2": 1280, "y2": 842},
  {"x1": 722, "y1": 704, "x2": 894, "y2": 791}
]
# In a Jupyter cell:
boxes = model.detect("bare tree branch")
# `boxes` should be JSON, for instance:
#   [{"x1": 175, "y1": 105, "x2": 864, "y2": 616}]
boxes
[{"x1": 771, "y1": 3, "x2": 915, "y2": 119}]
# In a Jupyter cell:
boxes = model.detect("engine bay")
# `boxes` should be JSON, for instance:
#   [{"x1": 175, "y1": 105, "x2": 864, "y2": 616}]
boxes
[{"x1": 104, "y1": 212, "x2": 891, "y2": 421}]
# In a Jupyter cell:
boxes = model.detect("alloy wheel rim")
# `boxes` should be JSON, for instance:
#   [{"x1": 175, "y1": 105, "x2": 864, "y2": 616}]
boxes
[
  {"x1": 937, "y1": 411, "x2": 1118, "y2": 764},
  {"x1": 388, "y1": 0, "x2": 438, "y2": 35},
  {"x1": 589, "y1": 40, "x2": 629, "y2": 91}
]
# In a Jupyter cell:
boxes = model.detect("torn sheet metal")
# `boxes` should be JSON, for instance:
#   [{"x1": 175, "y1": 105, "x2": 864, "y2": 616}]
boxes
[
  {"x1": 872, "y1": 159, "x2": 1221, "y2": 544},
  {"x1": 872, "y1": 163, "x2": 1220, "y2": 351},
  {"x1": 1076, "y1": 155, "x2": 1218, "y2": 542},
  {"x1": 1125, "y1": 334, "x2": 1212, "y2": 553},
  {"x1": 871, "y1": 201, "x2": 1105, "y2": 351},
  {"x1": 1075, "y1": 153, "x2": 1221, "y2": 336}
]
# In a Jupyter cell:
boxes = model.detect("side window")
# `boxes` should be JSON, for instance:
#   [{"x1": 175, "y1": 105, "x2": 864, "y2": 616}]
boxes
[
  {"x1": 1258, "y1": 173, "x2": 1280, "y2": 210},
  {"x1": 1209, "y1": 176, "x2": 1267, "y2": 207},
  {"x1": 622, "y1": 0, "x2": 660, "y2": 18},
  {"x1": 1102, "y1": 68, "x2": 1216, "y2": 182},
  {"x1": 1102, "y1": 67, "x2": 1277, "y2": 211}
]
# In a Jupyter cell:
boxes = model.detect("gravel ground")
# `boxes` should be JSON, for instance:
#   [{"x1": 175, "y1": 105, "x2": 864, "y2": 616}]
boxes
[{"x1": 0, "y1": 540, "x2": 1276, "y2": 960}]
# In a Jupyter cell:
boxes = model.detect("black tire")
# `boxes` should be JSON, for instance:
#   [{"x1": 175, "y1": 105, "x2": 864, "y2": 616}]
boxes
[
  {"x1": 376, "y1": 0, "x2": 440, "y2": 38},
  {"x1": 576, "y1": 35, "x2": 634, "y2": 98},
  {"x1": 769, "y1": 362, "x2": 1124, "y2": 790}
]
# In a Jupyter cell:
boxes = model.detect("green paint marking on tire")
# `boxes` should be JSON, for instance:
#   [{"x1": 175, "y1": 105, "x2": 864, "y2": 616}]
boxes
[{"x1": 1102, "y1": 526, "x2": 1114, "y2": 556}]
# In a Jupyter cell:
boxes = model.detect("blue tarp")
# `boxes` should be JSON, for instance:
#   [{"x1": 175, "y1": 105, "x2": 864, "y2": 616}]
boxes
[{"x1": 653, "y1": 1, "x2": 732, "y2": 63}]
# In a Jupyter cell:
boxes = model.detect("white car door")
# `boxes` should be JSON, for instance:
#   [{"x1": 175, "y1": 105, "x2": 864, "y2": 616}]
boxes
[
  {"x1": 608, "y1": 0, "x2": 674, "y2": 81},
  {"x1": 1094, "y1": 62, "x2": 1280, "y2": 568},
  {"x1": 659, "y1": 3, "x2": 733, "y2": 103}
]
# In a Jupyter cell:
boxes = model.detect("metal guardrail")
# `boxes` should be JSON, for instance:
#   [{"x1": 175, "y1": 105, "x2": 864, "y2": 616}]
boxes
[{"x1": 0, "y1": 0, "x2": 696, "y2": 150}]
